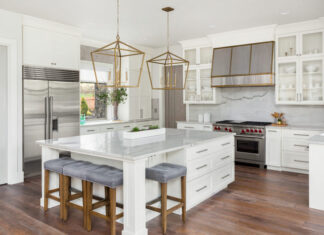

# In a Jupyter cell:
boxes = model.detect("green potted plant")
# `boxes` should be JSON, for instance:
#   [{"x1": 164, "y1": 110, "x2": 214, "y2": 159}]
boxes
[{"x1": 99, "y1": 88, "x2": 128, "y2": 120}]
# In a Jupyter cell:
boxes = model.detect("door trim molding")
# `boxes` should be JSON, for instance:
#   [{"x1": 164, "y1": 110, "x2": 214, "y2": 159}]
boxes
[{"x1": 0, "y1": 37, "x2": 24, "y2": 184}]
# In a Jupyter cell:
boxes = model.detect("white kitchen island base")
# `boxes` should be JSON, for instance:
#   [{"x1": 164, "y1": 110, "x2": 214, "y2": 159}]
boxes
[{"x1": 38, "y1": 129, "x2": 235, "y2": 235}]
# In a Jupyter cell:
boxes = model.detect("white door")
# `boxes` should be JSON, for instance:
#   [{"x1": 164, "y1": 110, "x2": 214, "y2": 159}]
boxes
[
  {"x1": 0, "y1": 45, "x2": 8, "y2": 184},
  {"x1": 266, "y1": 129, "x2": 282, "y2": 167}
]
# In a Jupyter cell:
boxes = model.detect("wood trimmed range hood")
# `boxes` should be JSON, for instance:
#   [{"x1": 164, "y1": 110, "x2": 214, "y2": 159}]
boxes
[{"x1": 211, "y1": 41, "x2": 275, "y2": 87}]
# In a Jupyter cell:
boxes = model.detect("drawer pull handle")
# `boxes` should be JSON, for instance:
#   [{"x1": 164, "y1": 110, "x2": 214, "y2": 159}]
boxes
[
  {"x1": 294, "y1": 134, "x2": 310, "y2": 137},
  {"x1": 184, "y1": 126, "x2": 194, "y2": 129},
  {"x1": 221, "y1": 174, "x2": 230, "y2": 179},
  {"x1": 221, "y1": 155, "x2": 230, "y2": 160},
  {"x1": 106, "y1": 128, "x2": 114, "y2": 130},
  {"x1": 222, "y1": 142, "x2": 231, "y2": 146},
  {"x1": 196, "y1": 164, "x2": 208, "y2": 170},
  {"x1": 294, "y1": 144, "x2": 309, "y2": 149},
  {"x1": 196, "y1": 149, "x2": 208, "y2": 154},
  {"x1": 87, "y1": 129, "x2": 95, "y2": 132},
  {"x1": 268, "y1": 130, "x2": 277, "y2": 133},
  {"x1": 143, "y1": 125, "x2": 150, "y2": 127},
  {"x1": 294, "y1": 160, "x2": 309, "y2": 163},
  {"x1": 124, "y1": 125, "x2": 131, "y2": 128},
  {"x1": 196, "y1": 185, "x2": 207, "y2": 192}
]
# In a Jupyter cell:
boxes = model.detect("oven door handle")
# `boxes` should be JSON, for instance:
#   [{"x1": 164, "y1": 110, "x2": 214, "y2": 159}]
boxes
[{"x1": 236, "y1": 135, "x2": 265, "y2": 139}]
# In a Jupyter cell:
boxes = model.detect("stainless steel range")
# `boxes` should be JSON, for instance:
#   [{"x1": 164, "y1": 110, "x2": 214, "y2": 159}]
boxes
[{"x1": 213, "y1": 120, "x2": 272, "y2": 168}]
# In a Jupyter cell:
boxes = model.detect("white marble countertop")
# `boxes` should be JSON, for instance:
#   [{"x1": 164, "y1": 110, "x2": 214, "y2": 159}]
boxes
[
  {"x1": 266, "y1": 124, "x2": 324, "y2": 131},
  {"x1": 37, "y1": 128, "x2": 235, "y2": 161},
  {"x1": 309, "y1": 134, "x2": 324, "y2": 145},
  {"x1": 81, "y1": 118, "x2": 158, "y2": 127}
]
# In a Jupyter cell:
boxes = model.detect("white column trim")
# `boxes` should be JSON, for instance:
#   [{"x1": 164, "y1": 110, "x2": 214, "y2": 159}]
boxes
[{"x1": 0, "y1": 37, "x2": 23, "y2": 184}]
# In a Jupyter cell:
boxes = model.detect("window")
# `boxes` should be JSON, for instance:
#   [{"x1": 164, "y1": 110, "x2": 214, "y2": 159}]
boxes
[{"x1": 80, "y1": 61, "x2": 113, "y2": 120}]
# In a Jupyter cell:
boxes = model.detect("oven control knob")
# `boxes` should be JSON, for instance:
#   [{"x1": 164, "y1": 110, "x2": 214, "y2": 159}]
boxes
[
  {"x1": 225, "y1": 128, "x2": 228, "y2": 131},
  {"x1": 259, "y1": 130, "x2": 262, "y2": 133},
  {"x1": 218, "y1": 127, "x2": 221, "y2": 131},
  {"x1": 246, "y1": 129, "x2": 250, "y2": 132},
  {"x1": 229, "y1": 129, "x2": 232, "y2": 132},
  {"x1": 214, "y1": 126, "x2": 217, "y2": 131},
  {"x1": 241, "y1": 130, "x2": 245, "y2": 134},
  {"x1": 251, "y1": 129, "x2": 254, "y2": 132},
  {"x1": 254, "y1": 129, "x2": 258, "y2": 133}
]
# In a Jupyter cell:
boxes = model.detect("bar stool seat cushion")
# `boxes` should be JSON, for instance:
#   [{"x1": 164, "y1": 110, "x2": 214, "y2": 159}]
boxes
[
  {"x1": 146, "y1": 163, "x2": 187, "y2": 183},
  {"x1": 63, "y1": 161, "x2": 99, "y2": 180},
  {"x1": 44, "y1": 157, "x2": 76, "y2": 174},
  {"x1": 86, "y1": 165, "x2": 123, "y2": 188}
]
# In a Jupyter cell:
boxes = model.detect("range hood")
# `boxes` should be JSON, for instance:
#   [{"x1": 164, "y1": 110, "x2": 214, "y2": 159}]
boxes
[{"x1": 211, "y1": 41, "x2": 275, "y2": 87}]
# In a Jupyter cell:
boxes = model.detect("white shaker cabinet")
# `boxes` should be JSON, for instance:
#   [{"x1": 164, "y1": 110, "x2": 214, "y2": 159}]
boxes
[
  {"x1": 266, "y1": 128, "x2": 282, "y2": 169},
  {"x1": 23, "y1": 26, "x2": 80, "y2": 70},
  {"x1": 276, "y1": 29, "x2": 324, "y2": 105}
]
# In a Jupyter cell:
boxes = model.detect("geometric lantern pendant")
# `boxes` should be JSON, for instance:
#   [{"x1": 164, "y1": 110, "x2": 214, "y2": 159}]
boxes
[
  {"x1": 91, "y1": 0, "x2": 145, "y2": 88},
  {"x1": 146, "y1": 7, "x2": 190, "y2": 90}
]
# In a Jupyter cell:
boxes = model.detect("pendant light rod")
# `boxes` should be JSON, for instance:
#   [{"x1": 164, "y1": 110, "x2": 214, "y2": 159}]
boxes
[
  {"x1": 116, "y1": 0, "x2": 120, "y2": 40},
  {"x1": 162, "y1": 7, "x2": 174, "y2": 52}
]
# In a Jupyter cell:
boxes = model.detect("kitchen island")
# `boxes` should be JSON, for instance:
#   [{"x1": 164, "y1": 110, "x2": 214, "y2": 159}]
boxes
[
  {"x1": 309, "y1": 134, "x2": 324, "y2": 211},
  {"x1": 38, "y1": 128, "x2": 235, "y2": 235}
]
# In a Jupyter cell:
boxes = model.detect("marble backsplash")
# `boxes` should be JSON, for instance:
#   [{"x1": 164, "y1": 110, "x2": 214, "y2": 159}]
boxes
[{"x1": 189, "y1": 87, "x2": 324, "y2": 126}]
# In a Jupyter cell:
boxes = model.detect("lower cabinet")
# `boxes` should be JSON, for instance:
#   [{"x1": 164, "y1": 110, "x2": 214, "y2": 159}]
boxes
[
  {"x1": 177, "y1": 122, "x2": 213, "y2": 131},
  {"x1": 167, "y1": 135, "x2": 235, "y2": 210},
  {"x1": 266, "y1": 126, "x2": 323, "y2": 173}
]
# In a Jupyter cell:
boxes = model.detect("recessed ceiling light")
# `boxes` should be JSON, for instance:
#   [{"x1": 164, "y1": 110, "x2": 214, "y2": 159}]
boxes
[{"x1": 280, "y1": 10, "x2": 290, "y2": 16}]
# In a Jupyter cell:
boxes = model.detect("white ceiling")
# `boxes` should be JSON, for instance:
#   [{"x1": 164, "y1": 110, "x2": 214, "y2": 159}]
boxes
[{"x1": 0, "y1": 0, "x2": 323, "y2": 48}]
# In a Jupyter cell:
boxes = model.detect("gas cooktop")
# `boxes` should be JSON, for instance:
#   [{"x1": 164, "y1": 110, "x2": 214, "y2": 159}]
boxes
[{"x1": 214, "y1": 120, "x2": 272, "y2": 126}]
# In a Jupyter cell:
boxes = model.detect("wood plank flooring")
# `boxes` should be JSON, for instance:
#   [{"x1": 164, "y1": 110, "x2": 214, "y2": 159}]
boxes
[{"x1": 1, "y1": 165, "x2": 324, "y2": 235}]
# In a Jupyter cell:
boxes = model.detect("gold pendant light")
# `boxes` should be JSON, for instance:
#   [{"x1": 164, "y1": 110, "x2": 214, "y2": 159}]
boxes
[
  {"x1": 146, "y1": 7, "x2": 189, "y2": 90},
  {"x1": 91, "y1": 0, "x2": 145, "y2": 88}
]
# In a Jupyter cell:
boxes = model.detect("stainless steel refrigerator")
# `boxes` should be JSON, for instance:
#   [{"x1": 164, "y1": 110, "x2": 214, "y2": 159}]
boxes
[{"x1": 23, "y1": 66, "x2": 80, "y2": 177}]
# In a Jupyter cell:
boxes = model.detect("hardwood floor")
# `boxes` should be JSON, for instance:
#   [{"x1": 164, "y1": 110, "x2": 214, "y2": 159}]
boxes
[{"x1": 1, "y1": 165, "x2": 324, "y2": 235}]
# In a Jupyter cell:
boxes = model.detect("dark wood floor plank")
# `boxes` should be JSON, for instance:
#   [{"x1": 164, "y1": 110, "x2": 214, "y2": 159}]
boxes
[{"x1": 1, "y1": 164, "x2": 324, "y2": 234}]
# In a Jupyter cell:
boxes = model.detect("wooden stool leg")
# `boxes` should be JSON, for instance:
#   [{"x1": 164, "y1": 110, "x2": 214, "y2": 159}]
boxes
[
  {"x1": 59, "y1": 174, "x2": 64, "y2": 220},
  {"x1": 109, "y1": 188, "x2": 116, "y2": 235},
  {"x1": 181, "y1": 176, "x2": 186, "y2": 223},
  {"x1": 44, "y1": 169, "x2": 49, "y2": 212},
  {"x1": 161, "y1": 183, "x2": 167, "y2": 235},
  {"x1": 62, "y1": 175, "x2": 70, "y2": 221},
  {"x1": 105, "y1": 187, "x2": 110, "y2": 223},
  {"x1": 82, "y1": 180, "x2": 87, "y2": 229},
  {"x1": 86, "y1": 182, "x2": 93, "y2": 232}
]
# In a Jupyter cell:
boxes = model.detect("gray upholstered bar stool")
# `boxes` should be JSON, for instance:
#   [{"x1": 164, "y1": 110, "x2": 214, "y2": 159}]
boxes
[
  {"x1": 43, "y1": 157, "x2": 76, "y2": 219},
  {"x1": 62, "y1": 161, "x2": 100, "y2": 228},
  {"x1": 146, "y1": 163, "x2": 187, "y2": 234},
  {"x1": 85, "y1": 165, "x2": 124, "y2": 235}
]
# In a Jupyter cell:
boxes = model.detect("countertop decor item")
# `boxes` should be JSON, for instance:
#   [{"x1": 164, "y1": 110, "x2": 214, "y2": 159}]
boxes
[
  {"x1": 98, "y1": 88, "x2": 128, "y2": 120},
  {"x1": 123, "y1": 127, "x2": 166, "y2": 139},
  {"x1": 146, "y1": 7, "x2": 189, "y2": 90},
  {"x1": 90, "y1": 0, "x2": 145, "y2": 89},
  {"x1": 271, "y1": 112, "x2": 286, "y2": 125}
]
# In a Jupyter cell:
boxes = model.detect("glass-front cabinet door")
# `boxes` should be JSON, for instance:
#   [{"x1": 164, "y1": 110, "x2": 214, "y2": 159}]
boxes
[
  {"x1": 278, "y1": 35, "x2": 297, "y2": 58},
  {"x1": 199, "y1": 68, "x2": 213, "y2": 102},
  {"x1": 277, "y1": 61, "x2": 298, "y2": 103},
  {"x1": 302, "y1": 32, "x2": 323, "y2": 56},
  {"x1": 184, "y1": 49, "x2": 197, "y2": 66},
  {"x1": 184, "y1": 69, "x2": 197, "y2": 102},
  {"x1": 300, "y1": 58, "x2": 324, "y2": 103}
]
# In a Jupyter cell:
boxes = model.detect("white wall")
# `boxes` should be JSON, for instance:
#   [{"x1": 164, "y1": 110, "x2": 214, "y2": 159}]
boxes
[
  {"x1": 0, "y1": 45, "x2": 8, "y2": 184},
  {"x1": 0, "y1": 9, "x2": 23, "y2": 184},
  {"x1": 188, "y1": 87, "x2": 324, "y2": 126}
]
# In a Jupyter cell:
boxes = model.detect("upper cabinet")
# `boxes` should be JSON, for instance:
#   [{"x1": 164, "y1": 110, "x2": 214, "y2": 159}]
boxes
[
  {"x1": 211, "y1": 42, "x2": 274, "y2": 87},
  {"x1": 276, "y1": 30, "x2": 324, "y2": 105},
  {"x1": 23, "y1": 25, "x2": 81, "y2": 70},
  {"x1": 182, "y1": 45, "x2": 221, "y2": 104}
]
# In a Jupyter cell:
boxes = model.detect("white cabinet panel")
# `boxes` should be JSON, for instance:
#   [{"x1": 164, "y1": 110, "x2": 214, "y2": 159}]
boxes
[
  {"x1": 266, "y1": 128, "x2": 282, "y2": 167},
  {"x1": 23, "y1": 26, "x2": 80, "y2": 70}
]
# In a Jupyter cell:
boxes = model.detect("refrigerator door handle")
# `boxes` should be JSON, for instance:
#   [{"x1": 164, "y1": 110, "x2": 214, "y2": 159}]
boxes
[
  {"x1": 49, "y1": 96, "x2": 54, "y2": 139},
  {"x1": 44, "y1": 96, "x2": 49, "y2": 140},
  {"x1": 52, "y1": 116, "x2": 58, "y2": 132}
]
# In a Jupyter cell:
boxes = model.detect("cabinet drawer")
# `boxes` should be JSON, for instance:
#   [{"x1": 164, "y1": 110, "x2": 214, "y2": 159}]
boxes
[
  {"x1": 97, "y1": 125, "x2": 116, "y2": 133},
  {"x1": 213, "y1": 149, "x2": 234, "y2": 170},
  {"x1": 177, "y1": 123, "x2": 200, "y2": 130},
  {"x1": 283, "y1": 138, "x2": 309, "y2": 153},
  {"x1": 283, "y1": 129, "x2": 321, "y2": 140},
  {"x1": 212, "y1": 164, "x2": 234, "y2": 191},
  {"x1": 187, "y1": 174, "x2": 212, "y2": 205},
  {"x1": 187, "y1": 155, "x2": 212, "y2": 180},
  {"x1": 80, "y1": 126, "x2": 99, "y2": 135},
  {"x1": 282, "y1": 151, "x2": 309, "y2": 170},
  {"x1": 186, "y1": 137, "x2": 234, "y2": 161}
]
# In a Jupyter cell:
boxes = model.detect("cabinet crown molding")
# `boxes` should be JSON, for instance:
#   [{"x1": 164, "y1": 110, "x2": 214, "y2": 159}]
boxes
[{"x1": 276, "y1": 18, "x2": 324, "y2": 35}]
